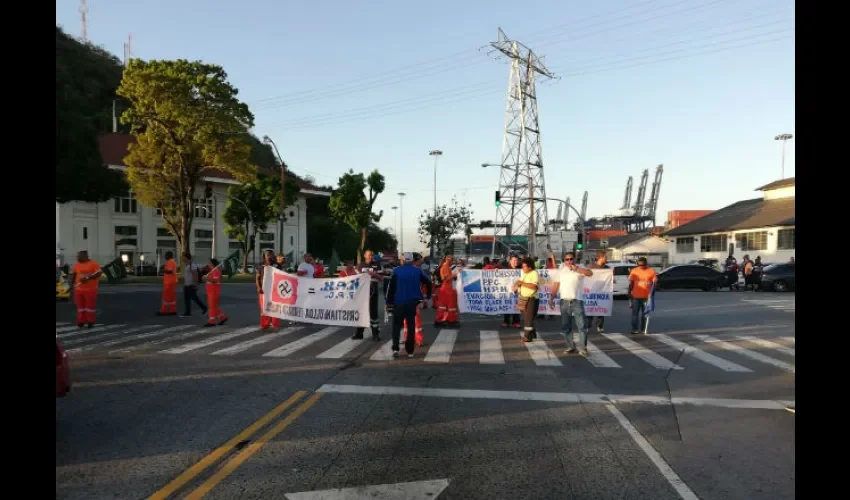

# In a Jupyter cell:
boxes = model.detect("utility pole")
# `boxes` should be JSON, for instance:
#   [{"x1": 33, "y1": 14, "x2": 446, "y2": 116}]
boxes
[
  {"x1": 429, "y1": 150, "x2": 442, "y2": 260},
  {"x1": 263, "y1": 136, "x2": 287, "y2": 255},
  {"x1": 80, "y1": 0, "x2": 88, "y2": 42},
  {"x1": 528, "y1": 173, "x2": 534, "y2": 257}
]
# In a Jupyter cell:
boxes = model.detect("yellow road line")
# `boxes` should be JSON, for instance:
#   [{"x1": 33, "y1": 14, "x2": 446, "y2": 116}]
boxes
[
  {"x1": 186, "y1": 392, "x2": 323, "y2": 499},
  {"x1": 148, "y1": 391, "x2": 307, "y2": 500}
]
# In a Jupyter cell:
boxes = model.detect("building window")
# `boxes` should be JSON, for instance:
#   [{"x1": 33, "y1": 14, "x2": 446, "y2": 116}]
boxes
[
  {"x1": 777, "y1": 229, "x2": 795, "y2": 250},
  {"x1": 83, "y1": 227, "x2": 88, "y2": 240},
  {"x1": 228, "y1": 241, "x2": 242, "y2": 250},
  {"x1": 113, "y1": 190, "x2": 138, "y2": 214},
  {"x1": 699, "y1": 234, "x2": 727, "y2": 253},
  {"x1": 195, "y1": 240, "x2": 212, "y2": 249},
  {"x1": 115, "y1": 226, "x2": 138, "y2": 246},
  {"x1": 157, "y1": 227, "x2": 172, "y2": 237},
  {"x1": 676, "y1": 237, "x2": 694, "y2": 253},
  {"x1": 157, "y1": 239, "x2": 177, "y2": 248},
  {"x1": 259, "y1": 232, "x2": 275, "y2": 242},
  {"x1": 194, "y1": 198, "x2": 213, "y2": 219},
  {"x1": 736, "y1": 231, "x2": 768, "y2": 251},
  {"x1": 195, "y1": 229, "x2": 214, "y2": 239}
]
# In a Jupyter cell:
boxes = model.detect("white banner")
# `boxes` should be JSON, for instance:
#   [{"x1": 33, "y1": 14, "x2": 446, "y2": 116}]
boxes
[
  {"x1": 261, "y1": 266, "x2": 371, "y2": 327},
  {"x1": 456, "y1": 268, "x2": 614, "y2": 317}
]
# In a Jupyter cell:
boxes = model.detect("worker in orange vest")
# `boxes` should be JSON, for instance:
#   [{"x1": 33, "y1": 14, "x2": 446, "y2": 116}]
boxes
[
  {"x1": 157, "y1": 251, "x2": 178, "y2": 316},
  {"x1": 70, "y1": 251, "x2": 102, "y2": 328},
  {"x1": 403, "y1": 279, "x2": 427, "y2": 346},
  {"x1": 435, "y1": 255, "x2": 461, "y2": 327},
  {"x1": 204, "y1": 258, "x2": 228, "y2": 327},
  {"x1": 257, "y1": 250, "x2": 281, "y2": 331}
]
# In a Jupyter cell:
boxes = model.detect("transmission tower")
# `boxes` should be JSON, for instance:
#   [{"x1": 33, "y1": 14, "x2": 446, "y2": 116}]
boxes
[
  {"x1": 80, "y1": 0, "x2": 88, "y2": 42},
  {"x1": 488, "y1": 28, "x2": 555, "y2": 258}
]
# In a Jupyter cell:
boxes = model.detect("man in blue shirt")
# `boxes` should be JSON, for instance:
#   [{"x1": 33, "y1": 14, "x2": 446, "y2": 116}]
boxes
[{"x1": 385, "y1": 252, "x2": 433, "y2": 358}]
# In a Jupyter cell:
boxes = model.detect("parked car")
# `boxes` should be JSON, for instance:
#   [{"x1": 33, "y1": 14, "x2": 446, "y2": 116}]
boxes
[
  {"x1": 610, "y1": 262, "x2": 636, "y2": 298},
  {"x1": 657, "y1": 264, "x2": 725, "y2": 291},
  {"x1": 688, "y1": 258, "x2": 720, "y2": 270},
  {"x1": 56, "y1": 331, "x2": 71, "y2": 397},
  {"x1": 759, "y1": 263, "x2": 795, "y2": 292}
]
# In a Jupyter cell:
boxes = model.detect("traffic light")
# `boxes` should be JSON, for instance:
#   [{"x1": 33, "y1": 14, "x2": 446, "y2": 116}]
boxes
[
  {"x1": 576, "y1": 232, "x2": 584, "y2": 250},
  {"x1": 204, "y1": 183, "x2": 213, "y2": 199},
  {"x1": 494, "y1": 191, "x2": 501, "y2": 207}
]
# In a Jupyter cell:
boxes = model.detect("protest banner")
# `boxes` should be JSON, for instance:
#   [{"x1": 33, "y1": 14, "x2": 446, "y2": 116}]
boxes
[
  {"x1": 261, "y1": 266, "x2": 370, "y2": 327},
  {"x1": 456, "y1": 268, "x2": 613, "y2": 316}
]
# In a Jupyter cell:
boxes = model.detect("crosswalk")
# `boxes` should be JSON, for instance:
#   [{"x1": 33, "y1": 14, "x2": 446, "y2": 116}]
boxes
[
  {"x1": 741, "y1": 298, "x2": 795, "y2": 313},
  {"x1": 56, "y1": 321, "x2": 796, "y2": 374}
]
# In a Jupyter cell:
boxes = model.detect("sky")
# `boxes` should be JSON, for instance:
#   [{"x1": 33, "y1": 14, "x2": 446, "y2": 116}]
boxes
[{"x1": 57, "y1": 0, "x2": 795, "y2": 253}]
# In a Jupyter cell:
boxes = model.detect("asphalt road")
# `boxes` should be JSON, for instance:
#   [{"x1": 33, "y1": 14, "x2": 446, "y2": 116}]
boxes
[{"x1": 56, "y1": 284, "x2": 795, "y2": 500}]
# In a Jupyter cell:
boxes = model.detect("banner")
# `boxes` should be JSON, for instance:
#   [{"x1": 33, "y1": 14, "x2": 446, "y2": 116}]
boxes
[
  {"x1": 101, "y1": 258, "x2": 127, "y2": 284},
  {"x1": 261, "y1": 266, "x2": 370, "y2": 327},
  {"x1": 221, "y1": 249, "x2": 240, "y2": 278},
  {"x1": 456, "y1": 268, "x2": 613, "y2": 317}
]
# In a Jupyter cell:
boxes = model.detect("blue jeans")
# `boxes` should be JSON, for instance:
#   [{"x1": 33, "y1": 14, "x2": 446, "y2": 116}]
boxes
[
  {"x1": 560, "y1": 299, "x2": 586, "y2": 350},
  {"x1": 631, "y1": 298, "x2": 648, "y2": 332}
]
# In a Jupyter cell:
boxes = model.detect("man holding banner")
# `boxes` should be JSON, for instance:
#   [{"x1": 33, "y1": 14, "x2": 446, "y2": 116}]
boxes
[
  {"x1": 385, "y1": 252, "x2": 433, "y2": 358},
  {"x1": 550, "y1": 251, "x2": 594, "y2": 355}
]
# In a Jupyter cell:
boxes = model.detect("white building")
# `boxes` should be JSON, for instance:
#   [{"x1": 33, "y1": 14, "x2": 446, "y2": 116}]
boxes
[
  {"x1": 663, "y1": 177, "x2": 795, "y2": 265},
  {"x1": 602, "y1": 233, "x2": 669, "y2": 266},
  {"x1": 55, "y1": 134, "x2": 331, "y2": 270}
]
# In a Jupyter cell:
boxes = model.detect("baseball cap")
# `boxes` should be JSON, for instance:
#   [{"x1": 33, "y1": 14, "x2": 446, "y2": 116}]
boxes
[{"x1": 403, "y1": 252, "x2": 414, "y2": 262}]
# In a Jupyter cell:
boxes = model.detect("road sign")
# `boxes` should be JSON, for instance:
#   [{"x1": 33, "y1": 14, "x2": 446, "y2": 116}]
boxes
[{"x1": 285, "y1": 479, "x2": 450, "y2": 499}]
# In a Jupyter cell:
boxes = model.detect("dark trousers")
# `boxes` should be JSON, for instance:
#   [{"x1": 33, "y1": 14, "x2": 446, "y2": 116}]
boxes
[
  {"x1": 356, "y1": 284, "x2": 380, "y2": 338},
  {"x1": 392, "y1": 302, "x2": 418, "y2": 354},
  {"x1": 503, "y1": 313, "x2": 520, "y2": 325},
  {"x1": 522, "y1": 297, "x2": 539, "y2": 340},
  {"x1": 183, "y1": 285, "x2": 207, "y2": 315},
  {"x1": 589, "y1": 316, "x2": 605, "y2": 331},
  {"x1": 631, "y1": 298, "x2": 647, "y2": 332}
]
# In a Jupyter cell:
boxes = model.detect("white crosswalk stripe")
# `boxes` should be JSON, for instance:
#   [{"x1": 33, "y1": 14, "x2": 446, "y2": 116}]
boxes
[
  {"x1": 742, "y1": 299, "x2": 795, "y2": 312},
  {"x1": 651, "y1": 334, "x2": 752, "y2": 372},
  {"x1": 55, "y1": 322, "x2": 798, "y2": 375},
  {"x1": 606, "y1": 333, "x2": 684, "y2": 370},
  {"x1": 59, "y1": 324, "x2": 124, "y2": 339},
  {"x1": 262, "y1": 327, "x2": 341, "y2": 358},
  {"x1": 479, "y1": 330, "x2": 505, "y2": 364},
  {"x1": 425, "y1": 329, "x2": 458, "y2": 363},
  {"x1": 162, "y1": 327, "x2": 259, "y2": 354},
  {"x1": 523, "y1": 331, "x2": 561, "y2": 366},
  {"x1": 213, "y1": 327, "x2": 302, "y2": 356},
  {"x1": 735, "y1": 335, "x2": 795, "y2": 357},
  {"x1": 693, "y1": 335, "x2": 795, "y2": 373},
  {"x1": 584, "y1": 340, "x2": 621, "y2": 368}
]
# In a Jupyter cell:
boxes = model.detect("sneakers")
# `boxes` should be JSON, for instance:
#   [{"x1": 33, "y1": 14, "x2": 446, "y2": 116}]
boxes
[
  {"x1": 407, "y1": 353, "x2": 414, "y2": 359},
  {"x1": 598, "y1": 328, "x2": 605, "y2": 334},
  {"x1": 392, "y1": 349, "x2": 400, "y2": 358},
  {"x1": 512, "y1": 322, "x2": 521, "y2": 328},
  {"x1": 564, "y1": 347, "x2": 577, "y2": 354},
  {"x1": 351, "y1": 334, "x2": 364, "y2": 340},
  {"x1": 579, "y1": 349, "x2": 588, "y2": 357}
]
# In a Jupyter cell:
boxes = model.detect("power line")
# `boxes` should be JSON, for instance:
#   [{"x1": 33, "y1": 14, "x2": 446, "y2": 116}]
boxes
[{"x1": 261, "y1": 28, "x2": 792, "y2": 130}]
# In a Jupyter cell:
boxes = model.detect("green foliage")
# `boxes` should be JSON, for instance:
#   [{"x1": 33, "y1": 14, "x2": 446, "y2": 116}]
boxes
[
  {"x1": 55, "y1": 25, "x2": 128, "y2": 203},
  {"x1": 418, "y1": 197, "x2": 474, "y2": 255},
  {"x1": 307, "y1": 196, "x2": 396, "y2": 262},
  {"x1": 222, "y1": 174, "x2": 300, "y2": 269},
  {"x1": 328, "y1": 169, "x2": 386, "y2": 263},
  {"x1": 117, "y1": 59, "x2": 256, "y2": 255}
]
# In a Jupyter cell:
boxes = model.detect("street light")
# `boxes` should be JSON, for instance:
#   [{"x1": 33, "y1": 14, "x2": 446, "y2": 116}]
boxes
[
  {"x1": 429, "y1": 150, "x2": 442, "y2": 260},
  {"x1": 397, "y1": 192, "x2": 406, "y2": 253},
  {"x1": 263, "y1": 135, "x2": 287, "y2": 254},
  {"x1": 774, "y1": 133, "x2": 793, "y2": 179},
  {"x1": 391, "y1": 206, "x2": 399, "y2": 241}
]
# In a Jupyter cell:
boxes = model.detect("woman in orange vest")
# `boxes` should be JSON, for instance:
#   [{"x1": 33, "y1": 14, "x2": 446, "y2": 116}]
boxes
[
  {"x1": 157, "y1": 251, "x2": 178, "y2": 316},
  {"x1": 256, "y1": 250, "x2": 281, "y2": 331},
  {"x1": 204, "y1": 258, "x2": 228, "y2": 327},
  {"x1": 70, "y1": 251, "x2": 102, "y2": 328}
]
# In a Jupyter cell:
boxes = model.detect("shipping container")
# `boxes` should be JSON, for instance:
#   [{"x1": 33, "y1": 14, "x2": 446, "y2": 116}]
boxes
[
  {"x1": 471, "y1": 235, "x2": 495, "y2": 243},
  {"x1": 587, "y1": 229, "x2": 627, "y2": 241}
]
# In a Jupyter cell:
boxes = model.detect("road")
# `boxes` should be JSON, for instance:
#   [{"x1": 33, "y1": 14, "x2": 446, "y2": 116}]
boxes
[{"x1": 56, "y1": 284, "x2": 795, "y2": 500}]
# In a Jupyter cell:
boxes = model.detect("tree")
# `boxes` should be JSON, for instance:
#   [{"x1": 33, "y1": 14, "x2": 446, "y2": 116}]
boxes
[
  {"x1": 327, "y1": 169, "x2": 385, "y2": 264},
  {"x1": 117, "y1": 59, "x2": 256, "y2": 259},
  {"x1": 418, "y1": 197, "x2": 474, "y2": 256},
  {"x1": 222, "y1": 173, "x2": 300, "y2": 271},
  {"x1": 55, "y1": 25, "x2": 128, "y2": 203}
]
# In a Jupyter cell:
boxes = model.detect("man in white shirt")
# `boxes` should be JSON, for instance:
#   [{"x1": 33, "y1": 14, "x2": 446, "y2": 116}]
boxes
[
  {"x1": 296, "y1": 253, "x2": 316, "y2": 277},
  {"x1": 549, "y1": 251, "x2": 593, "y2": 356}
]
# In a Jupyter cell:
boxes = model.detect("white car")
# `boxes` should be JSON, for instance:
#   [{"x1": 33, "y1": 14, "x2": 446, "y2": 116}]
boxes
[{"x1": 610, "y1": 262, "x2": 637, "y2": 297}]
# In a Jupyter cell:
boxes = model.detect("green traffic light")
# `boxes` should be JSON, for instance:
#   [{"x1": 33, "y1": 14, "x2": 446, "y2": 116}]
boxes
[
  {"x1": 495, "y1": 201, "x2": 501, "y2": 207},
  {"x1": 576, "y1": 243, "x2": 583, "y2": 249}
]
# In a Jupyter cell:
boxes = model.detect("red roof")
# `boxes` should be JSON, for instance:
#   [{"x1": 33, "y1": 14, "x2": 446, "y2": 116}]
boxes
[{"x1": 98, "y1": 133, "x2": 329, "y2": 193}]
